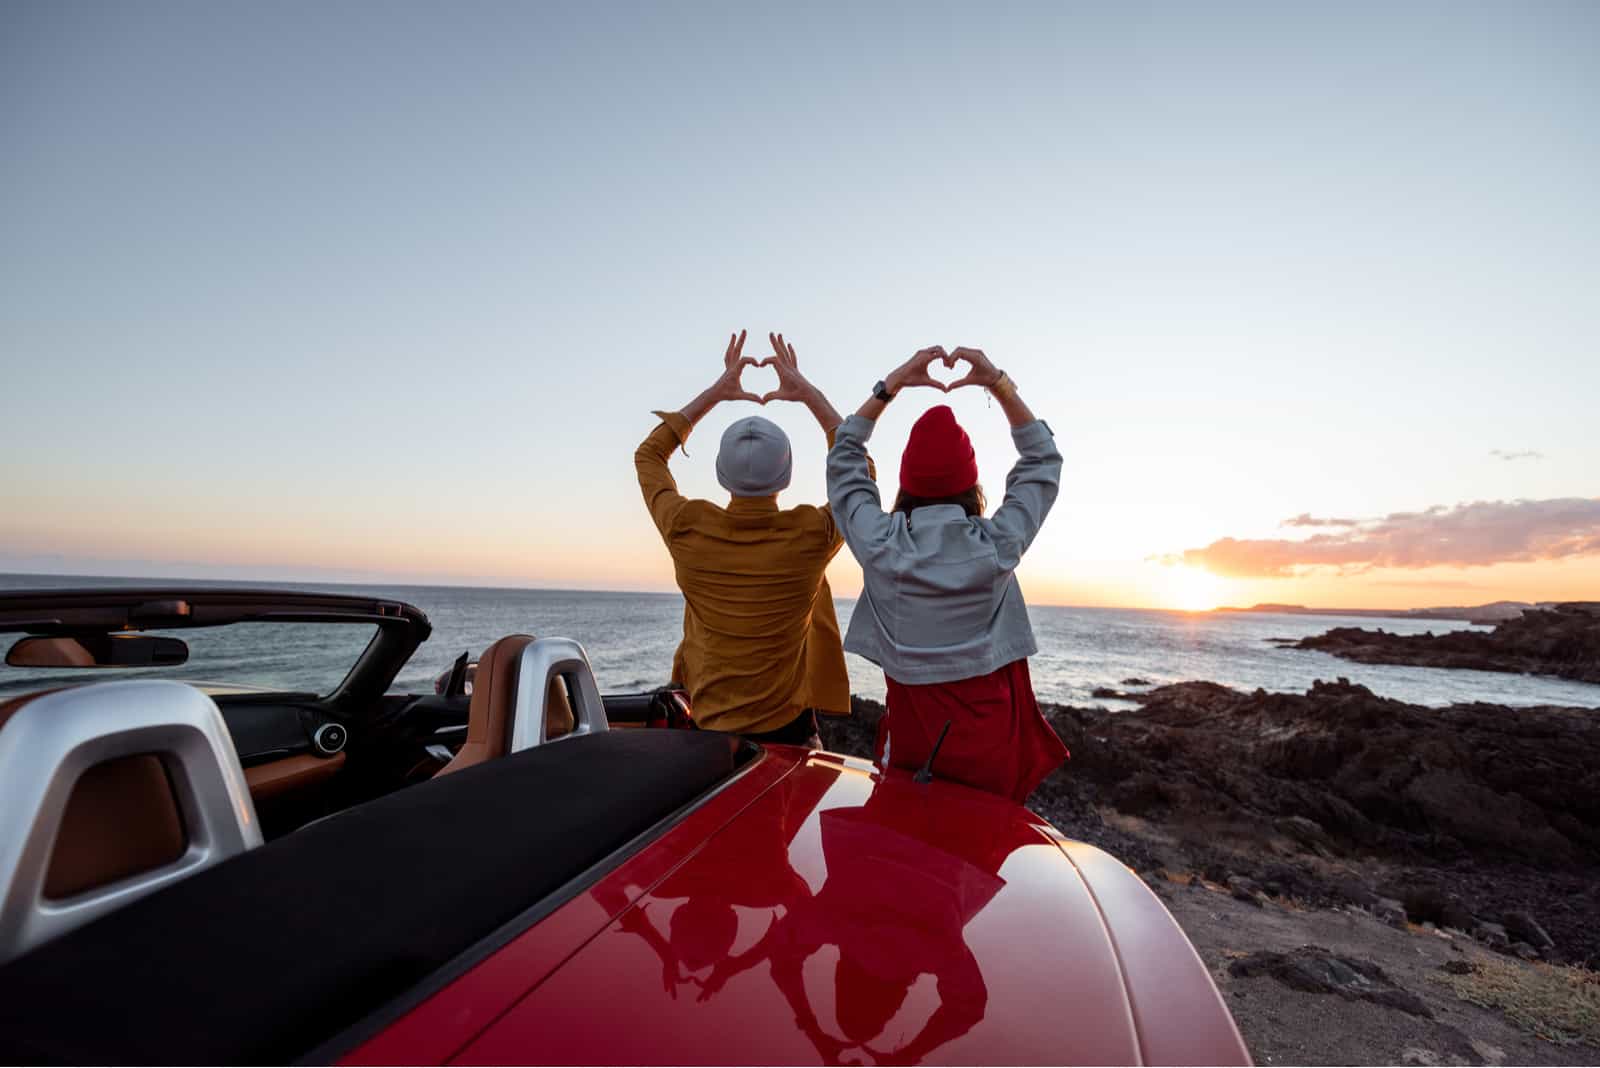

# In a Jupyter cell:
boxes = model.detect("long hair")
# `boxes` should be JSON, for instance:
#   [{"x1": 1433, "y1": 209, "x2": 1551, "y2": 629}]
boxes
[{"x1": 891, "y1": 484, "x2": 986, "y2": 521}]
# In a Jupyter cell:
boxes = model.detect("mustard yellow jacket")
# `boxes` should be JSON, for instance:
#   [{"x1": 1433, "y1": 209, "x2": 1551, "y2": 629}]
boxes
[{"x1": 635, "y1": 411, "x2": 852, "y2": 733}]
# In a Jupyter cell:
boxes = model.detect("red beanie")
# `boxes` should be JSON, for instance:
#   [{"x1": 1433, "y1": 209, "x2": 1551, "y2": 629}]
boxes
[{"x1": 899, "y1": 405, "x2": 979, "y2": 497}]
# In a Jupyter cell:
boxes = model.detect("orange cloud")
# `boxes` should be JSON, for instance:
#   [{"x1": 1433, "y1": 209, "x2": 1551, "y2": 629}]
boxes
[{"x1": 1161, "y1": 498, "x2": 1600, "y2": 579}]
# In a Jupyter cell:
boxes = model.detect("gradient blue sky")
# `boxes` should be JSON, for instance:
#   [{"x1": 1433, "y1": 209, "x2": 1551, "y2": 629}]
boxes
[{"x1": 4, "y1": 1, "x2": 1598, "y2": 607}]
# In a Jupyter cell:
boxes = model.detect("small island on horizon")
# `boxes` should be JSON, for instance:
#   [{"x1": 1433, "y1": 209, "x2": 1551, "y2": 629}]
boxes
[{"x1": 1214, "y1": 600, "x2": 1554, "y2": 625}]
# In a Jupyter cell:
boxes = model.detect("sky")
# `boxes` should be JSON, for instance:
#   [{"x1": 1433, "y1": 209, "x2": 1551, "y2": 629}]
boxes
[{"x1": 3, "y1": 0, "x2": 1598, "y2": 611}]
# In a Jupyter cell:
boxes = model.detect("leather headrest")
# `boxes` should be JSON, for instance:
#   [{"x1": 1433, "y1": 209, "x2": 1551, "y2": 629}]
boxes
[
  {"x1": 436, "y1": 634, "x2": 535, "y2": 776},
  {"x1": 435, "y1": 635, "x2": 579, "y2": 776}
]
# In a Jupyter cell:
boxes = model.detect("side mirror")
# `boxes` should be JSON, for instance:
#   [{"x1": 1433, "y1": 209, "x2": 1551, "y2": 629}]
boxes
[
  {"x1": 433, "y1": 650, "x2": 474, "y2": 697},
  {"x1": 6, "y1": 634, "x2": 190, "y2": 669}
]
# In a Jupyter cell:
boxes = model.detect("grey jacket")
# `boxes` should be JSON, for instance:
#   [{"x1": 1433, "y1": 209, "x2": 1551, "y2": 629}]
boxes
[{"x1": 826, "y1": 413, "x2": 1063, "y2": 684}]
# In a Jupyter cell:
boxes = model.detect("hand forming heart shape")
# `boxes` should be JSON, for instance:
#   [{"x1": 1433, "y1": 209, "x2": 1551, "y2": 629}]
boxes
[
  {"x1": 891, "y1": 345, "x2": 997, "y2": 393},
  {"x1": 926, "y1": 357, "x2": 964, "y2": 391},
  {"x1": 711, "y1": 330, "x2": 810, "y2": 406},
  {"x1": 941, "y1": 346, "x2": 1000, "y2": 391},
  {"x1": 737, "y1": 361, "x2": 780, "y2": 400},
  {"x1": 710, "y1": 332, "x2": 999, "y2": 408}
]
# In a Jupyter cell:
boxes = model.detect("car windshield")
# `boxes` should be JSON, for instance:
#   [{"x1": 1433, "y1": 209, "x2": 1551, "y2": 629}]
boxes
[{"x1": 0, "y1": 622, "x2": 380, "y2": 699}]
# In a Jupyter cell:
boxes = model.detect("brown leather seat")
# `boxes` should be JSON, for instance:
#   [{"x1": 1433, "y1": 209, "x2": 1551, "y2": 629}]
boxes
[
  {"x1": 0, "y1": 691, "x2": 188, "y2": 901},
  {"x1": 435, "y1": 635, "x2": 575, "y2": 777}
]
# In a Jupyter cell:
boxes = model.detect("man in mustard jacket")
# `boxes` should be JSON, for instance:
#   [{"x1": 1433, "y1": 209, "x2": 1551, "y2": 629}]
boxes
[{"x1": 635, "y1": 331, "x2": 853, "y2": 745}]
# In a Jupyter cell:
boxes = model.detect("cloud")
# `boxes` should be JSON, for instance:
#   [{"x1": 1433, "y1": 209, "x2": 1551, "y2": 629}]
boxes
[
  {"x1": 1490, "y1": 449, "x2": 1544, "y2": 462},
  {"x1": 1370, "y1": 578, "x2": 1484, "y2": 590},
  {"x1": 1160, "y1": 498, "x2": 1600, "y2": 578},
  {"x1": 1282, "y1": 513, "x2": 1360, "y2": 528}
]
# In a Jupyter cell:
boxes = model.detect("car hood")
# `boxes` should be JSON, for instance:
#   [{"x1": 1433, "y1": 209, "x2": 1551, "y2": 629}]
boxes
[{"x1": 447, "y1": 750, "x2": 1248, "y2": 1066}]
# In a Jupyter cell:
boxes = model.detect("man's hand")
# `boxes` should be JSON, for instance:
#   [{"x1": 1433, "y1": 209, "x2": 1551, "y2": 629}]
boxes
[
  {"x1": 942, "y1": 346, "x2": 1001, "y2": 390},
  {"x1": 886, "y1": 346, "x2": 951, "y2": 394},
  {"x1": 759, "y1": 332, "x2": 815, "y2": 405},
  {"x1": 710, "y1": 329, "x2": 764, "y2": 404},
  {"x1": 757, "y1": 332, "x2": 845, "y2": 434}
]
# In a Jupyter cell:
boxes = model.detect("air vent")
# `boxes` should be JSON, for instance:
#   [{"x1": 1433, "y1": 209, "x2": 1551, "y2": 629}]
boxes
[{"x1": 312, "y1": 723, "x2": 348, "y2": 756}]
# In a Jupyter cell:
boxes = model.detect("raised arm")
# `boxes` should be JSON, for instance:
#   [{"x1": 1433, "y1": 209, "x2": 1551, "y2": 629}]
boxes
[
  {"x1": 946, "y1": 347, "x2": 1062, "y2": 566},
  {"x1": 760, "y1": 332, "x2": 880, "y2": 544},
  {"x1": 634, "y1": 330, "x2": 762, "y2": 536},
  {"x1": 827, "y1": 347, "x2": 950, "y2": 553},
  {"x1": 850, "y1": 345, "x2": 949, "y2": 422},
  {"x1": 944, "y1": 346, "x2": 1036, "y2": 427},
  {"x1": 759, "y1": 332, "x2": 842, "y2": 436},
  {"x1": 681, "y1": 328, "x2": 764, "y2": 425}
]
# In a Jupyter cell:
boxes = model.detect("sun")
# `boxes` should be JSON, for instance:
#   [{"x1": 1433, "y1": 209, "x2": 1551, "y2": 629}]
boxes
[{"x1": 1165, "y1": 565, "x2": 1226, "y2": 612}]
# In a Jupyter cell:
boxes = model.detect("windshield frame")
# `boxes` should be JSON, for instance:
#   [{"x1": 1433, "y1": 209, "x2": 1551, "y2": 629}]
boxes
[{"x1": 0, "y1": 588, "x2": 432, "y2": 709}]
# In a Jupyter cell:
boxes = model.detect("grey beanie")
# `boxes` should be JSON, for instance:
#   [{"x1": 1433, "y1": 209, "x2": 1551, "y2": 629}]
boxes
[{"x1": 715, "y1": 415, "x2": 793, "y2": 497}]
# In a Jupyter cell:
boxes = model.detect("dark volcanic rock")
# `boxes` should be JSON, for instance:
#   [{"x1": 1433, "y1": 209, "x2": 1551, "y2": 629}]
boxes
[
  {"x1": 1053, "y1": 677, "x2": 1600, "y2": 867},
  {"x1": 821, "y1": 696, "x2": 882, "y2": 763},
  {"x1": 1473, "y1": 921, "x2": 1510, "y2": 950},
  {"x1": 1372, "y1": 897, "x2": 1408, "y2": 929},
  {"x1": 1294, "y1": 601, "x2": 1600, "y2": 684},
  {"x1": 1039, "y1": 676, "x2": 1600, "y2": 964},
  {"x1": 1228, "y1": 946, "x2": 1433, "y2": 1017},
  {"x1": 1502, "y1": 909, "x2": 1555, "y2": 951},
  {"x1": 1275, "y1": 815, "x2": 1336, "y2": 856},
  {"x1": 1229, "y1": 875, "x2": 1265, "y2": 906}
]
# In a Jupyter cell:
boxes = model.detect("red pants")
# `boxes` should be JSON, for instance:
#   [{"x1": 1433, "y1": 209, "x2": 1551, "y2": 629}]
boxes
[{"x1": 876, "y1": 659, "x2": 1069, "y2": 803}]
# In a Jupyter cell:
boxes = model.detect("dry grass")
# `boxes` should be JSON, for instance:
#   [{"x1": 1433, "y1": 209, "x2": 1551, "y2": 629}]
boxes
[{"x1": 1434, "y1": 957, "x2": 1600, "y2": 1046}]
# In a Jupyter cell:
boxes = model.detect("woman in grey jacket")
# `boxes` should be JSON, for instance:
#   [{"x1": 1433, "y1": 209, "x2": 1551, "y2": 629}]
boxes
[{"x1": 826, "y1": 346, "x2": 1068, "y2": 802}]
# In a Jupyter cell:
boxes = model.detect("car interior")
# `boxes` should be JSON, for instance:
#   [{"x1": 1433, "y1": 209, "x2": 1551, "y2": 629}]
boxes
[
  {"x1": 0, "y1": 588, "x2": 752, "y2": 1063},
  {"x1": 0, "y1": 589, "x2": 695, "y2": 837}
]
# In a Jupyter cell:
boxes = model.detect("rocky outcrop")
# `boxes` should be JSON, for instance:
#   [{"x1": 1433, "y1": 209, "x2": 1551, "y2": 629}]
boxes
[
  {"x1": 1294, "y1": 602, "x2": 1600, "y2": 684},
  {"x1": 1228, "y1": 946, "x2": 1432, "y2": 1017},
  {"x1": 1046, "y1": 677, "x2": 1600, "y2": 868}
]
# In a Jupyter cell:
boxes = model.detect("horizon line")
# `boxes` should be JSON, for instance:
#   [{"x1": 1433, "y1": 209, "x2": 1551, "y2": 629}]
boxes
[{"x1": 0, "y1": 568, "x2": 1540, "y2": 617}]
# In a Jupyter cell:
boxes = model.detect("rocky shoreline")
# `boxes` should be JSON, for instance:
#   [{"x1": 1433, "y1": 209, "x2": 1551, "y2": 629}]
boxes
[{"x1": 1294, "y1": 601, "x2": 1600, "y2": 685}]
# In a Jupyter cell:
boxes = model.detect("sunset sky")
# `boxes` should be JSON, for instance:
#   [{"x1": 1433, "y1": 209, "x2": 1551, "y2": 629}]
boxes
[{"x1": 4, "y1": 1, "x2": 1598, "y2": 611}]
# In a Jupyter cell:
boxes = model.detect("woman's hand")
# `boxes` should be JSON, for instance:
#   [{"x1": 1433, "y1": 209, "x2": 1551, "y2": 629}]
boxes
[
  {"x1": 709, "y1": 329, "x2": 763, "y2": 404},
  {"x1": 886, "y1": 346, "x2": 950, "y2": 394},
  {"x1": 759, "y1": 332, "x2": 814, "y2": 404},
  {"x1": 943, "y1": 346, "x2": 1002, "y2": 390}
]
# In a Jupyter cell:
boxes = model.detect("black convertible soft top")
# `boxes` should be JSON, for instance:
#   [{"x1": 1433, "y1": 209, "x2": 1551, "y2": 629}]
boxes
[{"x1": 0, "y1": 729, "x2": 754, "y2": 1065}]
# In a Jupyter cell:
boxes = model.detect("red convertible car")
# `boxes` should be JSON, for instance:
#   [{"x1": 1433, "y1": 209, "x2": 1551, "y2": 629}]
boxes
[{"x1": 0, "y1": 587, "x2": 1249, "y2": 1065}]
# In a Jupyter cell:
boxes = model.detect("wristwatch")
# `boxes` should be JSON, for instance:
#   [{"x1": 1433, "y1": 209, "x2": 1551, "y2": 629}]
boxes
[{"x1": 872, "y1": 379, "x2": 895, "y2": 403}]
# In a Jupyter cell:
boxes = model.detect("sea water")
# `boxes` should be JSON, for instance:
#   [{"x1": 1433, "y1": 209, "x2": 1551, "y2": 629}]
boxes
[{"x1": 4, "y1": 574, "x2": 1599, "y2": 709}]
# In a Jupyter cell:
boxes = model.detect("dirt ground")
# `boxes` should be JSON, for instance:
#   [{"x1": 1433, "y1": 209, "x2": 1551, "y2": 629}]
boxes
[{"x1": 1155, "y1": 879, "x2": 1600, "y2": 1066}]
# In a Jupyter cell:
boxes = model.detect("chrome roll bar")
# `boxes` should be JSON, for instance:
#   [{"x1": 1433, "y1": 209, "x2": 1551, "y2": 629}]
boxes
[
  {"x1": 0, "y1": 680, "x2": 262, "y2": 965},
  {"x1": 508, "y1": 637, "x2": 609, "y2": 752}
]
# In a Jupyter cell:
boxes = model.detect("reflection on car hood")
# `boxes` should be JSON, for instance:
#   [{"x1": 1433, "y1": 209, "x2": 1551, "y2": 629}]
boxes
[{"x1": 442, "y1": 750, "x2": 1250, "y2": 1066}]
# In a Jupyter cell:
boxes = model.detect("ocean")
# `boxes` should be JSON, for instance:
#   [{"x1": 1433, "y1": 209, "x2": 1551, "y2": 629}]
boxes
[{"x1": 4, "y1": 574, "x2": 1600, "y2": 709}]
